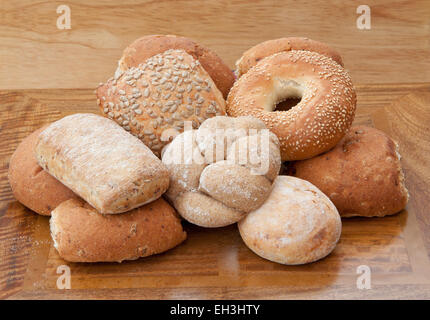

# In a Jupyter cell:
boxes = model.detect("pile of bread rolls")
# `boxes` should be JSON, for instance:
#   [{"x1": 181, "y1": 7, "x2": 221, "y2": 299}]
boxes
[{"x1": 8, "y1": 35, "x2": 408, "y2": 265}]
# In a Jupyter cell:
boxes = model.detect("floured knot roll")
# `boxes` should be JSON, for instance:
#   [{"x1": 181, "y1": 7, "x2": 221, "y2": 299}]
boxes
[
  {"x1": 96, "y1": 49, "x2": 226, "y2": 157},
  {"x1": 162, "y1": 116, "x2": 281, "y2": 228}
]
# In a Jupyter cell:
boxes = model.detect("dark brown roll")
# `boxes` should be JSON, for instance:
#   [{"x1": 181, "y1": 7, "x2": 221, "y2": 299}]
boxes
[{"x1": 286, "y1": 126, "x2": 409, "y2": 217}]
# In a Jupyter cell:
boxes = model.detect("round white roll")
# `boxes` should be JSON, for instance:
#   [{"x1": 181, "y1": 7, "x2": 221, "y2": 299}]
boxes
[{"x1": 238, "y1": 175, "x2": 342, "y2": 265}]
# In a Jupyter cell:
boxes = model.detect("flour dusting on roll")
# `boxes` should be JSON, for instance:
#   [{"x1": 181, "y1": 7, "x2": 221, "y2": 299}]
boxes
[
  {"x1": 35, "y1": 113, "x2": 169, "y2": 214},
  {"x1": 238, "y1": 176, "x2": 341, "y2": 265},
  {"x1": 162, "y1": 116, "x2": 281, "y2": 228}
]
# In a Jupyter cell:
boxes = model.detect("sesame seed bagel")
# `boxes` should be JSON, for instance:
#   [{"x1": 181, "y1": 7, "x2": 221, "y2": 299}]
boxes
[
  {"x1": 97, "y1": 49, "x2": 226, "y2": 157},
  {"x1": 226, "y1": 50, "x2": 357, "y2": 161},
  {"x1": 162, "y1": 116, "x2": 281, "y2": 228},
  {"x1": 235, "y1": 37, "x2": 343, "y2": 78},
  {"x1": 117, "y1": 35, "x2": 235, "y2": 99}
]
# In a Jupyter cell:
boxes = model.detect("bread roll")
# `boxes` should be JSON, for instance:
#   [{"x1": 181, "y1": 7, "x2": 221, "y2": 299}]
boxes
[
  {"x1": 8, "y1": 127, "x2": 79, "y2": 216},
  {"x1": 116, "y1": 34, "x2": 235, "y2": 99},
  {"x1": 238, "y1": 176, "x2": 341, "y2": 265},
  {"x1": 50, "y1": 198, "x2": 186, "y2": 263},
  {"x1": 235, "y1": 37, "x2": 343, "y2": 77},
  {"x1": 162, "y1": 116, "x2": 281, "y2": 228},
  {"x1": 96, "y1": 49, "x2": 226, "y2": 157},
  {"x1": 35, "y1": 113, "x2": 169, "y2": 214},
  {"x1": 286, "y1": 126, "x2": 409, "y2": 217},
  {"x1": 227, "y1": 50, "x2": 356, "y2": 161}
]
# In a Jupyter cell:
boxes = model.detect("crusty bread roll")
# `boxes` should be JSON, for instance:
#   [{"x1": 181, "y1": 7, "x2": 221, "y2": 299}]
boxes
[
  {"x1": 35, "y1": 113, "x2": 169, "y2": 214},
  {"x1": 96, "y1": 49, "x2": 226, "y2": 157},
  {"x1": 162, "y1": 116, "x2": 281, "y2": 228},
  {"x1": 8, "y1": 127, "x2": 79, "y2": 216},
  {"x1": 50, "y1": 198, "x2": 186, "y2": 263},
  {"x1": 235, "y1": 37, "x2": 343, "y2": 77},
  {"x1": 286, "y1": 126, "x2": 409, "y2": 217},
  {"x1": 116, "y1": 34, "x2": 235, "y2": 99},
  {"x1": 238, "y1": 176, "x2": 342, "y2": 265}
]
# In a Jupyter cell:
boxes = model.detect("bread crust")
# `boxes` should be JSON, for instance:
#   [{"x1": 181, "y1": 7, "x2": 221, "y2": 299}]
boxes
[
  {"x1": 97, "y1": 49, "x2": 226, "y2": 157},
  {"x1": 35, "y1": 113, "x2": 169, "y2": 214},
  {"x1": 8, "y1": 127, "x2": 79, "y2": 216},
  {"x1": 238, "y1": 176, "x2": 342, "y2": 265},
  {"x1": 117, "y1": 35, "x2": 235, "y2": 99},
  {"x1": 162, "y1": 116, "x2": 281, "y2": 227},
  {"x1": 227, "y1": 50, "x2": 356, "y2": 161},
  {"x1": 286, "y1": 126, "x2": 409, "y2": 217},
  {"x1": 235, "y1": 37, "x2": 343, "y2": 77},
  {"x1": 50, "y1": 198, "x2": 186, "y2": 263}
]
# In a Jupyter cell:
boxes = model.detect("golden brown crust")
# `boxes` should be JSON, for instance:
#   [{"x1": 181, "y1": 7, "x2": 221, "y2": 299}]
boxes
[
  {"x1": 286, "y1": 126, "x2": 409, "y2": 217},
  {"x1": 236, "y1": 37, "x2": 343, "y2": 77},
  {"x1": 238, "y1": 176, "x2": 341, "y2": 265},
  {"x1": 35, "y1": 113, "x2": 169, "y2": 214},
  {"x1": 97, "y1": 49, "x2": 226, "y2": 157},
  {"x1": 50, "y1": 198, "x2": 186, "y2": 263},
  {"x1": 8, "y1": 127, "x2": 79, "y2": 216},
  {"x1": 227, "y1": 50, "x2": 356, "y2": 161},
  {"x1": 117, "y1": 35, "x2": 235, "y2": 99}
]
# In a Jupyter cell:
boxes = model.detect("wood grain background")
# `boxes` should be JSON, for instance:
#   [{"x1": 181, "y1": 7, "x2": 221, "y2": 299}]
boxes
[
  {"x1": 1, "y1": 0, "x2": 430, "y2": 90},
  {"x1": 1, "y1": 0, "x2": 430, "y2": 300},
  {"x1": 1, "y1": 85, "x2": 430, "y2": 300}
]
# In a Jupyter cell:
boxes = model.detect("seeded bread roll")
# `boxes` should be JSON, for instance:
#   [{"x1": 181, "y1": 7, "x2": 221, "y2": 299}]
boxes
[
  {"x1": 51, "y1": 198, "x2": 186, "y2": 263},
  {"x1": 97, "y1": 49, "x2": 226, "y2": 157},
  {"x1": 8, "y1": 127, "x2": 79, "y2": 216},
  {"x1": 116, "y1": 34, "x2": 235, "y2": 99},
  {"x1": 238, "y1": 176, "x2": 342, "y2": 265},
  {"x1": 162, "y1": 116, "x2": 281, "y2": 228},
  {"x1": 286, "y1": 126, "x2": 409, "y2": 217},
  {"x1": 235, "y1": 37, "x2": 343, "y2": 77},
  {"x1": 35, "y1": 113, "x2": 169, "y2": 214}
]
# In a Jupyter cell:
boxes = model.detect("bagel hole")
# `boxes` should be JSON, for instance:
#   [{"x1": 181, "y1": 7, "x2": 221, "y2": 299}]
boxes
[{"x1": 275, "y1": 97, "x2": 302, "y2": 112}]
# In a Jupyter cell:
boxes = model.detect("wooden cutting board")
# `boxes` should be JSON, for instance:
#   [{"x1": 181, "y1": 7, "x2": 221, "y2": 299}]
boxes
[{"x1": 1, "y1": 83, "x2": 430, "y2": 299}]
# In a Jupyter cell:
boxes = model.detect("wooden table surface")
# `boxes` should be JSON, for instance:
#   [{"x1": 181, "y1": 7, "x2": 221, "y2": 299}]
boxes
[
  {"x1": 1, "y1": 0, "x2": 430, "y2": 300},
  {"x1": 1, "y1": 84, "x2": 430, "y2": 300}
]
